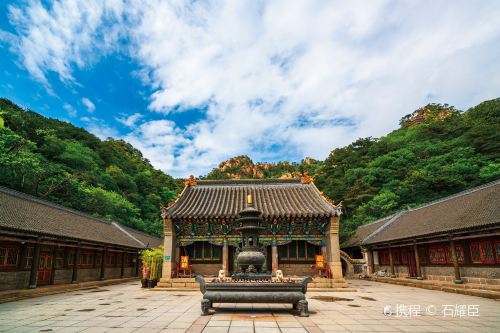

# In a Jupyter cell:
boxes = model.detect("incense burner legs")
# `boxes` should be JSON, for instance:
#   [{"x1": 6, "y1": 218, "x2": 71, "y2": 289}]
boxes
[
  {"x1": 297, "y1": 300, "x2": 309, "y2": 317},
  {"x1": 201, "y1": 299, "x2": 211, "y2": 316}
]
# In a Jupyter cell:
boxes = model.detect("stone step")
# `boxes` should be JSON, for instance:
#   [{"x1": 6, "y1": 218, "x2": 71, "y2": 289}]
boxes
[
  {"x1": 159, "y1": 277, "x2": 196, "y2": 282},
  {"x1": 158, "y1": 281, "x2": 199, "y2": 288},
  {"x1": 370, "y1": 277, "x2": 500, "y2": 299},
  {"x1": 371, "y1": 276, "x2": 500, "y2": 290},
  {"x1": 440, "y1": 287, "x2": 500, "y2": 299},
  {"x1": 172, "y1": 278, "x2": 196, "y2": 282}
]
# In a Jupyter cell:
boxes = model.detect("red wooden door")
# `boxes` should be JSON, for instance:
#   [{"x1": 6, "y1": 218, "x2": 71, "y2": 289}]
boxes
[
  {"x1": 407, "y1": 251, "x2": 417, "y2": 277},
  {"x1": 37, "y1": 252, "x2": 53, "y2": 286}
]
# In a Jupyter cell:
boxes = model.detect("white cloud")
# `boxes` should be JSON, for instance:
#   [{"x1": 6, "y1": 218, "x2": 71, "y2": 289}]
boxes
[
  {"x1": 123, "y1": 120, "x2": 190, "y2": 172},
  {"x1": 80, "y1": 115, "x2": 118, "y2": 139},
  {"x1": 88, "y1": 124, "x2": 119, "y2": 140},
  {"x1": 5, "y1": 0, "x2": 500, "y2": 177},
  {"x1": 6, "y1": 0, "x2": 125, "y2": 85},
  {"x1": 81, "y1": 97, "x2": 95, "y2": 113},
  {"x1": 116, "y1": 112, "x2": 143, "y2": 127},
  {"x1": 63, "y1": 103, "x2": 76, "y2": 117}
]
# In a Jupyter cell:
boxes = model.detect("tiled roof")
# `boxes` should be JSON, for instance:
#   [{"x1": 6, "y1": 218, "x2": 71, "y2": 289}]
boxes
[
  {"x1": 119, "y1": 224, "x2": 163, "y2": 248},
  {"x1": 0, "y1": 186, "x2": 162, "y2": 249},
  {"x1": 343, "y1": 180, "x2": 500, "y2": 247},
  {"x1": 342, "y1": 216, "x2": 394, "y2": 248},
  {"x1": 163, "y1": 179, "x2": 339, "y2": 220}
]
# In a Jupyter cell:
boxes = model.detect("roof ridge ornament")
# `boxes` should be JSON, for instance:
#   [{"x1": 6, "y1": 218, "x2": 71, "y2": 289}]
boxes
[
  {"x1": 300, "y1": 172, "x2": 314, "y2": 184},
  {"x1": 162, "y1": 177, "x2": 195, "y2": 217},
  {"x1": 322, "y1": 192, "x2": 336, "y2": 206},
  {"x1": 334, "y1": 201, "x2": 343, "y2": 216},
  {"x1": 184, "y1": 175, "x2": 197, "y2": 187}
]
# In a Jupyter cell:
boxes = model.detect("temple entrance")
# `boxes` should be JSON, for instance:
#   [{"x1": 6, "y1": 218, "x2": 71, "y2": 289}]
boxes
[{"x1": 37, "y1": 252, "x2": 53, "y2": 286}]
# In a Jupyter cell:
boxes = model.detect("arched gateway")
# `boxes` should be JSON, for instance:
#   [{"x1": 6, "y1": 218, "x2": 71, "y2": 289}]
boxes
[{"x1": 159, "y1": 177, "x2": 347, "y2": 288}]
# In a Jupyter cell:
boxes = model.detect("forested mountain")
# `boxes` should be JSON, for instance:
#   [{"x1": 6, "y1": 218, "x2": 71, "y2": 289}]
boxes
[
  {"x1": 0, "y1": 98, "x2": 182, "y2": 237},
  {"x1": 206, "y1": 99, "x2": 500, "y2": 243},
  {"x1": 1, "y1": 97, "x2": 498, "y2": 242}
]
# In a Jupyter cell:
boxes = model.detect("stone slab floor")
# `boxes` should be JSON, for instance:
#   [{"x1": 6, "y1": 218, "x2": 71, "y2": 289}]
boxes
[{"x1": 0, "y1": 280, "x2": 498, "y2": 333}]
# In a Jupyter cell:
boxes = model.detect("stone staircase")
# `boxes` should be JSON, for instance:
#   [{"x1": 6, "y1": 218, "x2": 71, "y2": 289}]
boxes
[{"x1": 156, "y1": 277, "x2": 198, "y2": 289}]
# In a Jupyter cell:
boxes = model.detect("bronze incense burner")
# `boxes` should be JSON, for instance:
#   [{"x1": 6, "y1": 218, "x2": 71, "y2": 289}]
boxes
[{"x1": 195, "y1": 195, "x2": 312, "y2": 316}]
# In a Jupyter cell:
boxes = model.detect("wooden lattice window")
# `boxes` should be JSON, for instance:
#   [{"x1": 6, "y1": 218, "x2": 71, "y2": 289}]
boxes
[
  {"x1": 480, "y1": 241, "x2": 495, "y2": 264},
  {"x1": 470, "y1": 242, "x2": 481, "y2": 263},
  {"x1": 446, "y1": 243, "x2": 465, "y2": 264},
  {"x1": 0, "y1": 247, "x2": 19, "y2": 268},
  {"x1": 116, "y1": 253, "x2": 123, "y2": 266},
  {"x1": 106, "y1": 252, "x2": 117, "y2": 266},
  {"x1": 470, "y1": 241, "x2": 496, "y2": 264},
  {"x1": 67, "y1": 250, "x2": 76, "y2": 266},
  {"x1": 95, "y1": 251, "x2": 102, "y2": 267},
  {"x1": 278, "y1": 241, "x2": 318, "y2": 261},
  {"x1": 54, "y1": 249, "x2": 65, "y2": 269},
  {"x1": 24, "y1": 246, "x2": 34, "y2": 269},
  {"x1": 186, "y1": 242, "x2": 221, "y2": 261},
  {"x1": 79, "y1": 251, "x2": 93, "y2": 267},
  {"x1": 429, "y1": 245, "x2": 447, "y2": 264}
]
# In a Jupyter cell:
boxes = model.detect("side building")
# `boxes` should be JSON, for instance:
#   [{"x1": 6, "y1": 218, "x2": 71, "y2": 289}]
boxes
[
  {"x1": 342, "y1": 180, "x2": 500, "y2": 285},
  {"x1": 159, "y1": 178, "x2": 345, "y2": 283},
  {"x1": 0, "y1": 186, "x2": 162, "y2": 291}
]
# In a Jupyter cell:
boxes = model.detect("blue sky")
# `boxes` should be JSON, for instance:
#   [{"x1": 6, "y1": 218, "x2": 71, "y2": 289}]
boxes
[{"x1": 1, "y1": 0, "x2": 500, "y2": 177}]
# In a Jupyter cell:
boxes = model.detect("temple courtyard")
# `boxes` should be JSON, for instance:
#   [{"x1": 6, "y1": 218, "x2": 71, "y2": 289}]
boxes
[{"x1": 0, "y1": 280, "x2": 499, "y2": 333}]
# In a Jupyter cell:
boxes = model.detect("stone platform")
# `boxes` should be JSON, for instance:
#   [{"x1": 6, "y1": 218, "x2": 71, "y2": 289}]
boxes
[{"x1": 155, "y1": 277, "x2": 355, "y2": 292}]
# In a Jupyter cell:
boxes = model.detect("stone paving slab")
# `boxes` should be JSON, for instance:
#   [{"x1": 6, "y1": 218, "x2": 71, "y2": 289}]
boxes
[{"x1": 0, "y1": 280, "x2": 499, "y2": 333}]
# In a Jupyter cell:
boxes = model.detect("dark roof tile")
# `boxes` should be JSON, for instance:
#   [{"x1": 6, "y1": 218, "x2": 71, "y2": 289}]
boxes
[
  {"x1": 164, "y1": 179, "x2": 338, "y2": 220},
  {"x1": 342, "y1": 216, "x2": 393, "y2": 248},
  {"x1": 0, "y1": 186, "x2": 162, "y2": 249},
  {"x1": 355, "y1": 181, "x2": 500, "y2": 245}
]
